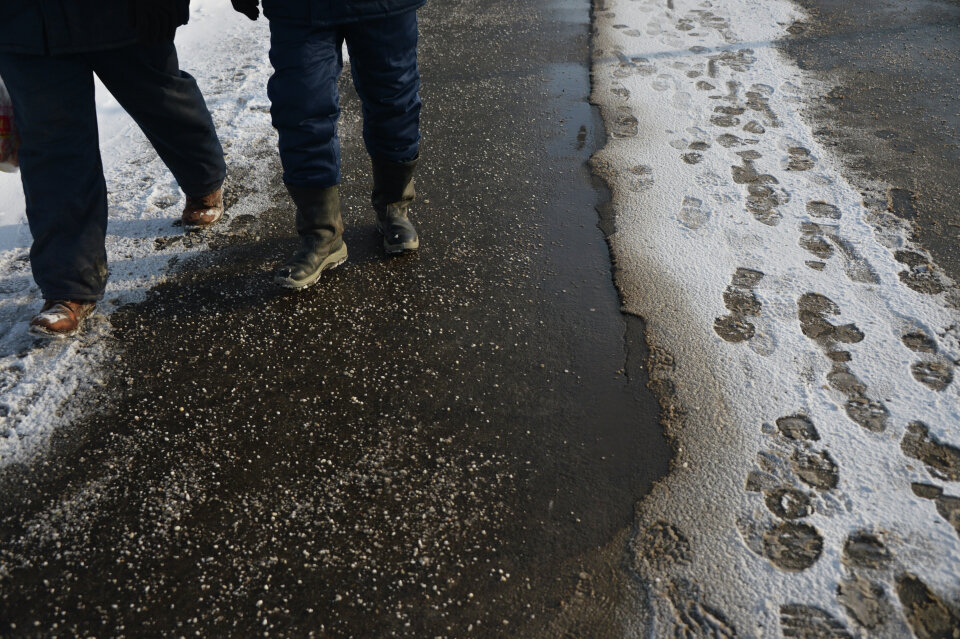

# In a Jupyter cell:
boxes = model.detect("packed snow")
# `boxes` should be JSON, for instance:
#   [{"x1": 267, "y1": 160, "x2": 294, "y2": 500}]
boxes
[{"x1": 592, "y1": 0, "x2": 960, "y2": 635}]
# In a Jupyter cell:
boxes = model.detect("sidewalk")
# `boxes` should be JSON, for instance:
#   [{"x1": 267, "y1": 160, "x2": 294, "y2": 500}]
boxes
[{"x1": 0, "y1": 1, "x2": 667, "y2": 636}]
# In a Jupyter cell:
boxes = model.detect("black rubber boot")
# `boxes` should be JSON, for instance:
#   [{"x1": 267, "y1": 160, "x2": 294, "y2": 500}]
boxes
[
  {"x1": 371, "y1": 156, "x2": 420, "y2": 254},
  {"x1": 275, "y1": 184, "x2": 348, "y2": 289}
]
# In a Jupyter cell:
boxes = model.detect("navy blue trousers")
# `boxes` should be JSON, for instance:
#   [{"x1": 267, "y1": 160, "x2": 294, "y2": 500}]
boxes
[
  {"x1": 0, "y1": 42, "x2": 225, "y2": 301},
  {"x1": 268, "y1": 10, "x2": 421, "y2": 188}
]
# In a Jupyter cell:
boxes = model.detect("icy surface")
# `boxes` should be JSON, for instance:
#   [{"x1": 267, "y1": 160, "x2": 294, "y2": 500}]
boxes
[
  {"x1": 0, "y1": 1, "x2": 278, "y2": 464},
  {"x1": 592, "y1": 0, "x2": 960, "y2": 636}
]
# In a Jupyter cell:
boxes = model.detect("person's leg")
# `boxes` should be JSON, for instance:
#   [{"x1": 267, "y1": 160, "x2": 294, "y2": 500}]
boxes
[
  {"x1": 88, "y1": 42, "x2": 226, "y2": 199},
  {"x1": 267, "y1": 21, "x2": 348, "y2": 289},
  {"x1": 0, "y1": 52, "x2": 109, "y2": 302},
  {"x1": 267, "y1": 20, "x2": 344, "y2": 188},
  {"x1": 344, "y1": 11, "x2": 421, "y2": 164},
  {"x1": 345, "y1": 11, "x2": 422, "y2": 253}
]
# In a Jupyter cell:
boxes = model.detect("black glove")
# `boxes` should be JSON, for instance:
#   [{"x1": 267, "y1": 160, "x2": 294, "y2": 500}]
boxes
[
  {"x1": 130, "y1": 0, "x2": 185, "y2": 44},
  {"x1": 231, "y1": 0, "x2": 260, "y2": 20}
]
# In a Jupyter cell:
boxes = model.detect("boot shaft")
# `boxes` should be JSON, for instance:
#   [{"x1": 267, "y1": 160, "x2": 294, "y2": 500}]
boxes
[
  {"x1": 286, "y1": 183, "x2": 344, "y2": 240},
  {"x1": 371, "y1": 156, "x2": 418, "y2": 215}
]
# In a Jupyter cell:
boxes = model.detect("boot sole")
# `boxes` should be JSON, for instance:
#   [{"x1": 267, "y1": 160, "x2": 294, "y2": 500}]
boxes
[
  {"x1": 274, "y1": 243, "x2": 348, "y2": 290},
  {"x1": 376, "y1": 220, "x2": 420, "y2": 255},
  {"x1": 29, "y1": 325, "x2": 79, "y2": 340},
  {"x1": 383, "y1": 237, "x2": 420, "y2": 254},
  {"x1": 182, "y1": 212, "x2": 224, "y2": 233},
  {"x1": 28, "y1": 312, "x2": 94, "y2": 340}
]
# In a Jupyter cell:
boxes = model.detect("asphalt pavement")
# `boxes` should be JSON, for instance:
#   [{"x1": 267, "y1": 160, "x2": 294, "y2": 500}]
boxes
[
  {"x1": 780, "y1": 0, "x2": 960, "y2": 285},
  {"x1": 0, "y1": 0, "x2": 668, "y2": 636}
]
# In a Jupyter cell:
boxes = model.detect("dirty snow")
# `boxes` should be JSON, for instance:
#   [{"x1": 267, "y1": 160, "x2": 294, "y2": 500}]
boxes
[
  {"x1": 592, "y1": 0, "x2": 960, "y2": 636},
  {"x1": 0, "y1": 1, "x2": 279, "y2": 464}
]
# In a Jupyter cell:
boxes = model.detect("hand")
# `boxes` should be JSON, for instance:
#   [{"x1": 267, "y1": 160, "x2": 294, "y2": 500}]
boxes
[{"x1": 231, "y1": 0, "x2": 260, "y2": 20}]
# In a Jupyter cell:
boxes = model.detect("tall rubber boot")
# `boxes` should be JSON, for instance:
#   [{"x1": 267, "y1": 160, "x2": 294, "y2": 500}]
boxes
[
  {"x1": 371, "y1": 156, "x2": 420, "y2": 254},
  {"x1": 275, "y1": 184, "x2": 348, "y2": 289}
]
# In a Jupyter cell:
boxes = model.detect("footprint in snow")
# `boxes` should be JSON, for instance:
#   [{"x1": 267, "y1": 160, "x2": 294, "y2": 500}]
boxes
[
  {"x1": 842, "y1": 530, "x2": 892, "y2": 570},
  {"x1": 895, "y1": 250, "x2": 947, "y2": 295},
  {"x1": 799, "y1": 207, "x2": 880, "y2": 283},
  {"x1": 679, "y1": 195, "x2": 710, "y2": 229},
  {"x1": 912, "y1": 483, "x2": 960, "y2": 539},
  {"x1": 710, "y1": 105, "x2": 744, "y2": 128},
  {"x1": 652, "y1": 73, "x2": 676, "y2": 92},
  {"x1": 784, "y1": 146, "x2": 815, "y2": 171},
  {"x1": 902, "y1": 330, "x2": 955, "y2": 391},
  {"x1": 762, "y1": 522, "x2": 824, "y2": 571},
  {"x1": 627, "y1": 165, "x2": 654, "y2": 192},
  {"x1": 807, "y1": 200, "x2": 841, "y2": 219},
  {"x1": 707, "y1": 49, "x2": 756, "y2": 79},
  {"x1": 612, "y1": 106, "x2": 639, "y2": 138},
  {"x1": 902, "y1": 330, "x2": 938, "y2": 354},
  {"x1": 745, "y1": 84, "x2": 781, "y2": 128},
  {"x1": 780, "y1": 604, "x2": 853, "y2": 639},
  {"x1": 714, "y1": 267, "x2": 763, "y2": 343},
  {"x1": 910, "y1": 361, "x2": 954, "y2": 391},
  {"x1": 630, "y1": 520, "x2": 691, "y2": 573},
  {"x1": 799, "y1": 223, "x2": 835, "y2": 261},
  {"x1": 901, "y1": 422, "x2": 960, "y2": 482},
  {"x1": 791, "y1": 448, "x2": 839, "y2": 491},
  {"x1": 797, "y1": 293, "x2": 864, "y2": 346},
  {"x1": 730, "y1": 153, "x2": 787, "y2": 226},
  {"x1": 664, "y1": 579, "x2": 738, "y2": 639},
  {"x1": 837, "y1": 575, "x2": 895, "y2": 633},
  {"x1": 896, "y1": 574, "x2": 960, "y2": 638}
]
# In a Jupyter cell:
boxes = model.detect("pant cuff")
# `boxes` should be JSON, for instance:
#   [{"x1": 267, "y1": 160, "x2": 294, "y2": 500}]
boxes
[
  {"x1": 40, "y1": 291, "x2": 103, "y2": 303},
  {"x1": 182, "y1": 178, "x2": 226, "y2": 199},
  {"x1": 370, "y1": 150, "x2": 420, "y2": 165},
  {"x1": 283, "y1": 178, "x2": 341, "y2": 190}
]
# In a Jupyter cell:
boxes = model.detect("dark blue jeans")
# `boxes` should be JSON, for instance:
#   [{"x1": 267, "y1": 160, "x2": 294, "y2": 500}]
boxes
[
  {"x1": 0, "y1": 42, "x2": 225, "y2": 301},
  {"x1": 268, "y1": 10, "x2": 421, "y2": 188}
]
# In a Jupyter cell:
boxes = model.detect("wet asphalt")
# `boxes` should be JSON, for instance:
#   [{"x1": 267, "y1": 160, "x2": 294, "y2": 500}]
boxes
[
  {"x1": 0, "y1": 0, "x2": 668, "y2": 636},
  {"x1": 779, "y1": 0, "x2": 960, "y2": 284}
]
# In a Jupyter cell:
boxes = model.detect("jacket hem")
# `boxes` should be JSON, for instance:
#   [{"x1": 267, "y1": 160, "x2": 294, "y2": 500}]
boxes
[{"x1": 0, "y1": 36, "x2": 141, "y2": 57}]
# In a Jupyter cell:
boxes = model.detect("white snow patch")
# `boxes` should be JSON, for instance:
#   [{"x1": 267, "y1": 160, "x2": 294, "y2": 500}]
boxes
[
  {"x1": 593, "y1": 0, "x2": 960, "y2": 635},
  {"x1": 0, "y1": 4, "x2": 280, "y2": 464}
]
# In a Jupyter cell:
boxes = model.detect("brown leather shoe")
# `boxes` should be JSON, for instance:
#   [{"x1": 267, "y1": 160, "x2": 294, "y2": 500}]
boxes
[
  {"x1": 29, "y1": 300, "x2": 97, "y2": 339},
  {"x1": 182, "y1": 187, "x2": 224, "y2": 231}
]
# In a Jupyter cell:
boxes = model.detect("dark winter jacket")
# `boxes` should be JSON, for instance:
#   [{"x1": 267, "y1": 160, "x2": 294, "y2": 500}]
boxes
[
  {"x1": 0, "y1": 1, "x2": 190, "y2": 56},
  {"x1": 262, "y1": 0, "x2": 426, "y2": 26}
]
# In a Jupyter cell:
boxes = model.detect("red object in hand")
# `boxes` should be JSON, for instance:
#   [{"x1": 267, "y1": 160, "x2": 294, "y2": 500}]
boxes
[{"x1": 0, "y1": 77, "x2": 20, "y2": 173}]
